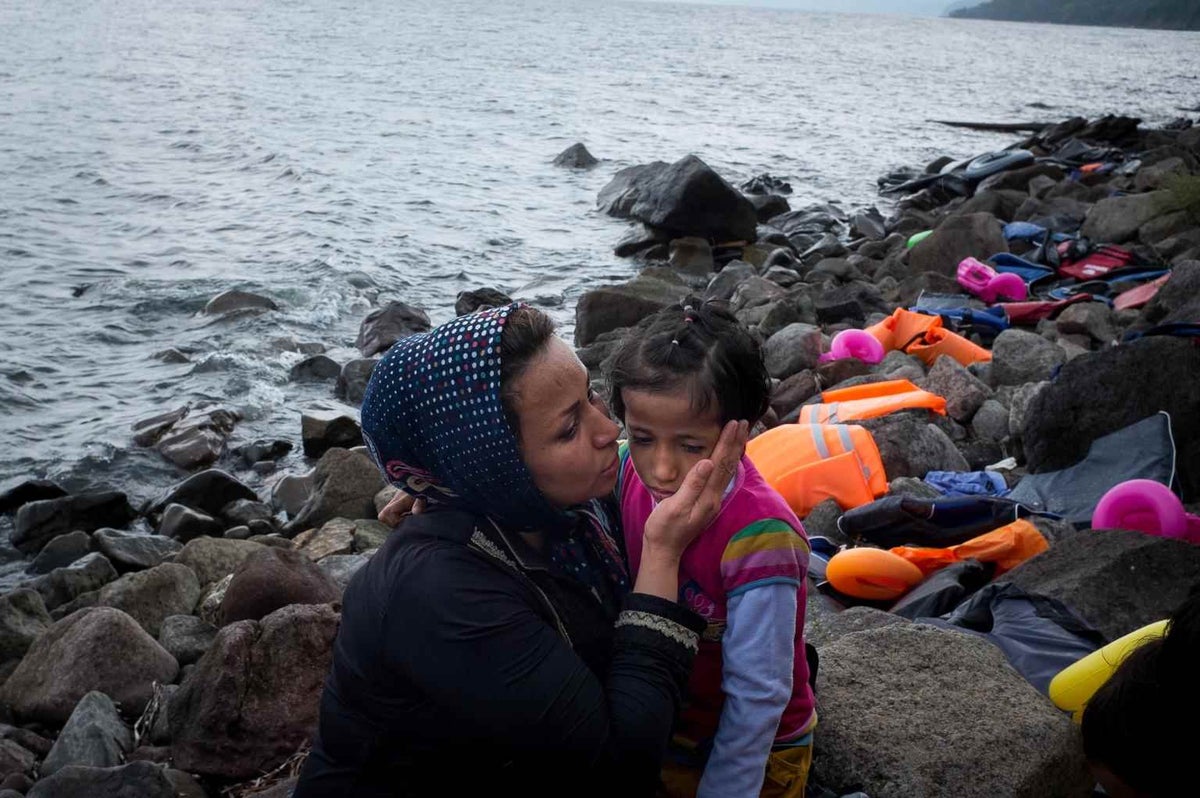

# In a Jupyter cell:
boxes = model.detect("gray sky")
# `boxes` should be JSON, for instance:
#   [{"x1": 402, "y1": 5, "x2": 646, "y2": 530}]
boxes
[{"x1": 635, "y1": 0, "x2": 961, "y2": 16}]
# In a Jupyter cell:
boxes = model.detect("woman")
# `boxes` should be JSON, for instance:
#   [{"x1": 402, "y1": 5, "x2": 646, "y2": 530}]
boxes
[{"x1": 293, "y1": 303, "x2": 748, "y2": 798}]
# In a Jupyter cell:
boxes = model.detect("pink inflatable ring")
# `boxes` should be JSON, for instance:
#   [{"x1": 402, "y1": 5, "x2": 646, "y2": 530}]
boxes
[
  {"x1": 1092, "y1": 479, "x2": 1200, "y2": 543},
  {"x1": 828, "y1": 328, "x2": 885, "y2": 365}
]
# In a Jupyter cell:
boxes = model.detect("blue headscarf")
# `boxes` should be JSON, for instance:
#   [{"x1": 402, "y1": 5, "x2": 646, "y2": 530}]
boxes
[{"x1": 360, "y1": 303, "x2": 628, "y2": 595}]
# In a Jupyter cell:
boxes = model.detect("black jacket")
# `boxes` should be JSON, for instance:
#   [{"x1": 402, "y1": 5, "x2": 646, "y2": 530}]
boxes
[{"x1": 293, "y1": 507, "x2": 704, "y2": 798}]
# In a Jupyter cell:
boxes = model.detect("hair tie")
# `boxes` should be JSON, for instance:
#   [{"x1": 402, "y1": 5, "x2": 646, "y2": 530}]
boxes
[{"x1": 671, "y1": 338, "x2": 680, "y2": 346}]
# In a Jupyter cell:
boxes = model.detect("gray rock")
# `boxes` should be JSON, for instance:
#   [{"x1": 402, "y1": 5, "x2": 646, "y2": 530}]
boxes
[
  {"x1": 96, "y1": 563, "x2": 201, "y2": 637},
  {"x1": 574, "y1": 267, "x2": 688, "y2": 346},
  {"x1": 668, "y1": 237, "x2": 714, "y2": 276},
  {"x1": 0, "y1": 479, "x2": 67, "y2": 515},
  {"x1": 1002, "y1": 529, "x2": 1200, "y2": 640},
  {"x1": 12, "y1": 492, "x2": 135, "y2": 555},
  {"x1": 169, "y1": 603, "x2": 340, "y2": 780},
  {"x1": 286, "y1": 448, "x2": 386, "y2": 533},
  {"x1": 335, "y1": 358, "x2": 378, "y2": 405},
  {"x1": 1081, "y1": 190, "x2": 1176, "y2": 243},
  {"x1": 551, "y1": 142, "x2": 597, "y2": 169},
  {"x1": 0, "y1": 607, "x2": 178, "y2": 724},
  {"x1": 27, "y1": 761, "x2": 177, "y2": 798},
  {"x1": 763, "y1": 323, "x2": 823, "y2": 380},
  {"x1": 730, "y1": 276, "x2": 785, "y2": 313},
  {"x1": 41, "y1": 692, "x2": 132, "y2": 776},
  {"x1": 355, "y1": 300, "x2": 431, "y2": 358},
  {"x1": 156, "y1": 422, "x2": 227, "y2": 471},
  {"x1": 797, "y1": 232, "x2": 847, "y2": 263},
  {"x1": 0, "y1": 739, "x2": 36, "y2": 782},
  {"x1": 1008, "y1": 381, "x2": 1048, "y2": 439},
  {"x1": 219, "y1": 547, "x2": 341, "y2": 625},
  {"x1": 352, "y1": 519, "x2": 392, "y2": 551},
  {"x1": 0, "y1": 589, "x2": 52, "y2": 666},
  {"x1": 288, "y1": 354, "x2": 341, "y2": 382},
  {"x1": 174, "y1": 537, "x2": 267, "y2": 587},
  {"x1": 954, "y1": 189, "x2": 1028, "y2": 223},
  {"x1": 1056, "y1": 301, "x2": 1116, "y2": 343},
  {"x1": 156, "y1": 503, "x2": 223, "y2": 543},
  {"x1": 921, "y1": 355, "x2": 993, "y2": 424},
  {"x1": 1139, "y1": 209, "x2": 1194, "y2": 245},
  {"x1": 992, "y1": 329, "x2": 1068, "y2": 386},
  {"x1": 456, "y1": 287, "x2": 514, "y2": 317},
  {"x1": 1135, "y1": 259, "x2": 1200, "y2": 330},
  {"x1": 761, "y1": 264, "x2": 803, "y2": 288},
  {"x1": 758, "y1": 293, "x2": 817, "y2": 339},
  {"x1": 971, "y1": 399, "x2": 1011, "y2": 443},
  {"x1": 613, "y1": 224, "x2": 671, "y2": 258},
  {"x1": 27, "y1": 553, "x2": 118, "y2": 611},
  {"x1": 807, "y1": 606, "x2": 909, "y2": 650},
  {"x1": 293, "y1": 518, "x2": 357, "y2": 560},
  {"x1": 813, "y1": 282, "x2": 888, "y2": 326},
  {"x1": 813, "y1": 625, "x2": 1091, "y2": 798},
  {"x1": 861, "y1": 415, "x2": 970, "y2": 479},
  {"x1": 748, "y1": 193, "x2": 790, "y2": 222},
  {"x1": 1134, "y1": 157, "x2": 1187, "y2": 191},
  {"x1": 770, "y1": 370, "x2": 819, "y2": 419},
  {"x1": 908, "y1": 213, "x2": 1008, "y2": 277},
  {"x1": 850, "y1": 208, "x2": 887, "y2": 240},
  {"x1": 0, "y1": 724, "x2": 52, "y2": 758},
  {"x1": 50, "y1": 590, "x2": 100, "y2": 622},
  {"x1": 92, "y1": 530, "x2": 181, "y2": 571},
  {"x1": 887, "y1": 476, "x2": 943, "y2": 500},
  {"x1": 301, "y1": 406, "x2": 362, "y2": 458},
  {"x1": 878, "y1": 349, "x2": 926, "y2": 377},
  {"x1": 800, "y1": 499, "x2": 844, "y2": 545},
  {"x1": 150, "y1": 469, "x2": 257, "y2": 520},
  {"x1": 704, "y1": 260, "x2": 756, "y2": 302},
  {"x1": 596, "y1": 155, "x2": 757, "y2": 243},
  {"x1": 221, "y1": 499, "x2": 274, "y2": 527},
  {"x1": 271, "y1": 473, "x2": 313, "y2": 519},
  {"x1": 196, "y1": 574, "x2": 234, "y2": 627},
  {"x1": 157, "y1": 615, "x2": 218, "y2": 666},
  {"x1": 318, "y1": 554, "x2": 371, "y2": 592},
  {"x1": 28, "y1": 530, "x2": 92, "y2": 574},
  {"x1": 202, "y1": 290, "x2": 277, "y2": 316}
]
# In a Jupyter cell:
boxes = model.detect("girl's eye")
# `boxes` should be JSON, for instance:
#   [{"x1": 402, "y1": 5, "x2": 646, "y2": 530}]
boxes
[
  {"x1": 683, "y1": 444, "x2": 706, "y2": 455},
  {"x1": 630, "y1": 436, "x2": 652, "y2": 446}
]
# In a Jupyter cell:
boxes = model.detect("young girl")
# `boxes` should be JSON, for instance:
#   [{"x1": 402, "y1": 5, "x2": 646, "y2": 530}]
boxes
[{"x1": 606, "y1": 299, "x2": 816, "y2": 798}]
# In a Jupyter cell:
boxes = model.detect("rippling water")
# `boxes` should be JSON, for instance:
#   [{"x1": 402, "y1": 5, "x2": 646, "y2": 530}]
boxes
[{"x1": 1, "y1": 0, "x2": 1197, "y2": 506}]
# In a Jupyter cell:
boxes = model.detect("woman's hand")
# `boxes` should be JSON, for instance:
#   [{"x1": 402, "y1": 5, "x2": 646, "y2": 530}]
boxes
[
  {"x1": 634, "y1": 420, "x2": 749, "y2": 602},
  {"x1": 379, "y1": 491, "x2": 426, "y2": 527}
]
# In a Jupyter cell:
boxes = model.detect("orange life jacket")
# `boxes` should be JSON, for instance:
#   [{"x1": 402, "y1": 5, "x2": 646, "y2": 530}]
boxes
[
  {"x1": 797, "y1": 379, "x2": 946, "y2": 424},
  {"x1": 889, "y1": 518, "x2": 1048, "y2": 576},
  {"x1": 866, "y1": 308, "x2": 993, "y2": 367}
]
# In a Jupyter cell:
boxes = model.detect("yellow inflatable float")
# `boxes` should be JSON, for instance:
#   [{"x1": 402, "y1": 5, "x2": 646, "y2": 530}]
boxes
[{"x1": 1048, "y1": 619, "x2": 1168, "y2": 720}]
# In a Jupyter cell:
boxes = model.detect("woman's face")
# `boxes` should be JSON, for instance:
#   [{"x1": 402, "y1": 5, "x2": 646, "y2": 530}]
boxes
[{"x1": 509, "y1": 336, "x2": 621, "y2": 507}]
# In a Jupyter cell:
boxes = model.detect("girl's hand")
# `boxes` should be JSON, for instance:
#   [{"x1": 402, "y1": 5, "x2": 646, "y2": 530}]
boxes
[{"x1": 642, "y1": 420, "x2": 749, "y2": 557}]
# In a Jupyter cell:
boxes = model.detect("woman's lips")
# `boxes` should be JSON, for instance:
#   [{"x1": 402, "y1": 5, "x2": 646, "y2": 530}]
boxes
[{"x1": 601, "y1": 455, "x2": 619, "y2": 478}]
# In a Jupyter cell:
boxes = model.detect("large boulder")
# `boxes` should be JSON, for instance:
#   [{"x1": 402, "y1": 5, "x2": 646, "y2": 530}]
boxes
[
  {"x1": 0, "y1": 607, "x2": 178, "y2": 724},
  {"x1": 169, "y1": 603, "x2": 340, "y2": 780},
  {"x1": 763, "y1": 323, "x2": 823, "y2": 380},
  {"x1": 218, "y1": 547, "x2": 340, "y2": 625},
  {"x1": 288, "y1": 354, "x2": 341, "y2": 382},
  {"x1": 0, "y1": 589, "x2": 52, "y2": 667},
  {"x1": 991, "y1": 329, "x2": 1068, "y2": 387},
  {"x1": 812, "y1": 625, "x2": 1091, "y2": 798},
  {"x1": 574, "y1": 267, "x2": 689, "y2": 346},
  {"x1": 96, "y1": 563, "x2": 201, "y2": 637},
  {"x1": 286, "y1": 448, "x2": 386, "y2": 534},
  {"x1": 40, "y1": 692, "x2": 132, "y2": 776},
  {"x1": 173, "y1": 537, "x2": 267, "y2": 587},
  {"x1": 907, "y1": 213, "x2": 1008, "y2": 277},
  {"x1": 861, "y1": 414, "x2": 970, "y2": 479},
  {"x1": 355, "y1": 301, "x2": 431, "y2": 358},
  {"x1": 27, "y1": 553, "x2": 118, "y2": 611},
  {"x1": 596, "y1": 155, "x2": 757, "y2": 243},
  {"x1": 0, "y1": 479, "x2": 67, "y2": 514},
  {"x1": 28, "y1": 530, "x2": 92, "y2": 574},
  {"x1": 157, "y1": 615, "x2": 218, "y2": 666},
  {"x1": 920, "y1": 355, "x2": 993, "y2": 424},
  {"x1": 1021, "y1": 336, "x2": 1200, "y2": 500},
  {"x1": 92, "y1": 530, "x2": 181, "y2": 571},
  {"x1": 1081, "y1": 190, "x2": 1176, "y2": 243},
  {"x1": 27, "y1": 761, "x2": 177, "y2": 798},
  {"x1": 300, "y1": 406, "x2": 363, "y2": 459},
  {"x1": 150, "y1": 470, "x2": 256, "y2": 520},
  {"x1": 12, "y1": 492, "x2": 135, "y2": 555},
  {"x1": 1001, "y1": 529, "x2": 1200, "y2": 640}
]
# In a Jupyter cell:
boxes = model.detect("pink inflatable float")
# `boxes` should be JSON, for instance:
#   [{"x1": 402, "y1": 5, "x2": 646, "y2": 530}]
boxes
[
  {"x1": 957, "y1": 258, "x2": 1029, "y2": 304},
  {"x1": 819, "y1": 328, "x2": 885, "y2": 365},
  {"x1": 1092, "y1": 479, "x2": 1200, "y2": 543}
]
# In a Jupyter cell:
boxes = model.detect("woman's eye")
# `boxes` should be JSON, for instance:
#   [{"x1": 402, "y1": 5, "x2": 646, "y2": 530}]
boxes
[{"x1": 560, "y1": 422, "x2": 579, "y2": 441}]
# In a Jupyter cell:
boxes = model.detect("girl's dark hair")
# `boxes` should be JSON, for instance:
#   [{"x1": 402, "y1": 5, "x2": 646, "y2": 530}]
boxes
[
  {"x1": 606, "y1": 297, "x2": 770, "y2": 426},
  {"x1": 1081, "y1": 588, "x2": 1200, "y2": 796},
  {"x1": 499, "y1": 304, "x2": 557, "y2": 438}
]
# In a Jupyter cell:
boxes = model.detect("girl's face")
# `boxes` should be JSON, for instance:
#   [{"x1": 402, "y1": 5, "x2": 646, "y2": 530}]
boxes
[{"x1": 622, "y1": 386, "x2": 724, "y2": 503}]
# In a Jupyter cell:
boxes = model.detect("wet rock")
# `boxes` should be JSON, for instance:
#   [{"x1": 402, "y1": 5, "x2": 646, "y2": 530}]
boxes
[
  {"x1": 220, "y1": 499, "x2": 274, "y2": 528},
  {"x1": 0, "y1": 480, "x2": 67, "y2": 515},
  {"x1": 1081, "y1": 190, "x2": 1176, "y2": 243},
  {"x1": 552, "y1": 142, "x2": 597, "y2": 169},
  {"x1": 1022, "y1": 336, "x2": 1200, "y2": 500},
  {"x1": 971, "y1": 399, "x2": 1011, "y2": 443},
  {"x1": 96, "y1": 563, "x2": 200, "y2": 637},
  {"x1": 169, "y1": 603, "x2": 340, "y2": 780},
  {"x1": 704, "y1": 260, "x2": 755, "y2": 302},
  {"x1": 174, "y1": 537, "x2": 267, "y2": 587},
  {"x1": 762, "y1": 264, "x2": 803, "y2": 288},
  {"x1": 293, "y1": 518, "x2": 357, "y2": 561},
  {"x1": 355, "y1": 300, "x2": 431, "y2": 358},
  {"x1": 28, "y1": 530, "x2": 92, "y2": 574},
  {"x1": 991, "y1": 329, "x2": 1068, "y2": 386},
  {"x1": 156, "y1": 503, "x2": 223, "y2": 543},
  {"x1": 0, "y1": 589, "x2": 52, "y2": 666},
  {"x1": 219, "y1": 547, "x2": 341, "y2": 625},
  {"x1": 850, "y1": 208, "x2": 887, "y2": 241},
  {"x1": 455, "y1": 287, "x2": 513, "y2": 317},
  {"x1": 1002, "y1": 529, "x2": 1200, "y2": 641},
  {"x1": 28, "y1": 553, "x2": 118, "y2": 611},
  {"x1": 271, "y1": 473, "x2": 313, "y2": 519},
  {"x1": 574, "y1": 267, "x2": 688, "y2": 346},
  {"x1": 155, "y1": 412, "x2": 233, "y2": 470},
  {"x1": 202, "y1": 290, "x2": 278, "y2": 316},
  {"x1": 1055, "y1": 302, "x2": 1115, "y2": 343},
  {"x1": 861, "y1": 415, "x2": 969, "y2": 479},
  {"x1": 12, "y1": 492, "x2": 135, "y2": 555},
  {"x1": 233, "y1": 439, "x2": 293, "y2": 468},
  {"x1": 92, "y1": 530, "x2": 181, "y2": 571},
  {"x1": 812, "y1": 625, "x2": 1091, "y2": 798},
  {"x1": 288, "y1": 354, "x2": 341, "y2": 382},
  {"x1": 318, "y1": 554, "x2": 370, "y2": 592},
  {"x1": 151, "y1": 469, "x2": 257, "y2": 520},
  {"x1": 0, "y1": 607, "x2": 178, "y2": 724},
  {"x1": 613, "y1": 224, "x2": 670, "y2": 258},
  {"x1": 908, "y1": 213, "x2": 1008, "y2": 277},
  {"x1": 596, "y1": 155, "x2": 757, "y2": 243},
  {"x1": 921, "y1": 355, "x2": 993, "y2": 424},
  {"x1": 333, "y1": 358, "x2": 378, "y2": 406},
  {"x1": 40, "y1": 691, "x2": 132, "y2": 776},
  {"x1": 157, "y1": 615, "x2": 217, "y2": 666},
  {"x1": 26, "y1": 761, "x2": 178, "y2": 798},
  {"x1": 286, "y1": 448, "x2": 384, "y2": 534},
  {"x1": 668, "y1": 237, "x2": 714, "y2": 276},
  {"x1": 797, "y1": 232, "x2": 848, "y2": 264},
  {"x1": 748, "y1": 193, "x2": 790, "y2": 222},
  {"x1": 763, "y1": 323, "x2": 823, "y2": 380},
  {"x1": 300, "y1": 406, "x2": 363, "y2": 458}
]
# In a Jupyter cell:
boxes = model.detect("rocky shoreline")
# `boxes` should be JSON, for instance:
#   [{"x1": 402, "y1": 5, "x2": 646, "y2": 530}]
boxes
[{"x1": 1, "y1": 115, "x2": 1198, "y2": 797}]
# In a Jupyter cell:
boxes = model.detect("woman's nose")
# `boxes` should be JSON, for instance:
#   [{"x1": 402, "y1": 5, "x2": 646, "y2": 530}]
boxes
[{"x1": 591, "y1": 405, "x2": 620, "y2": 447}]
